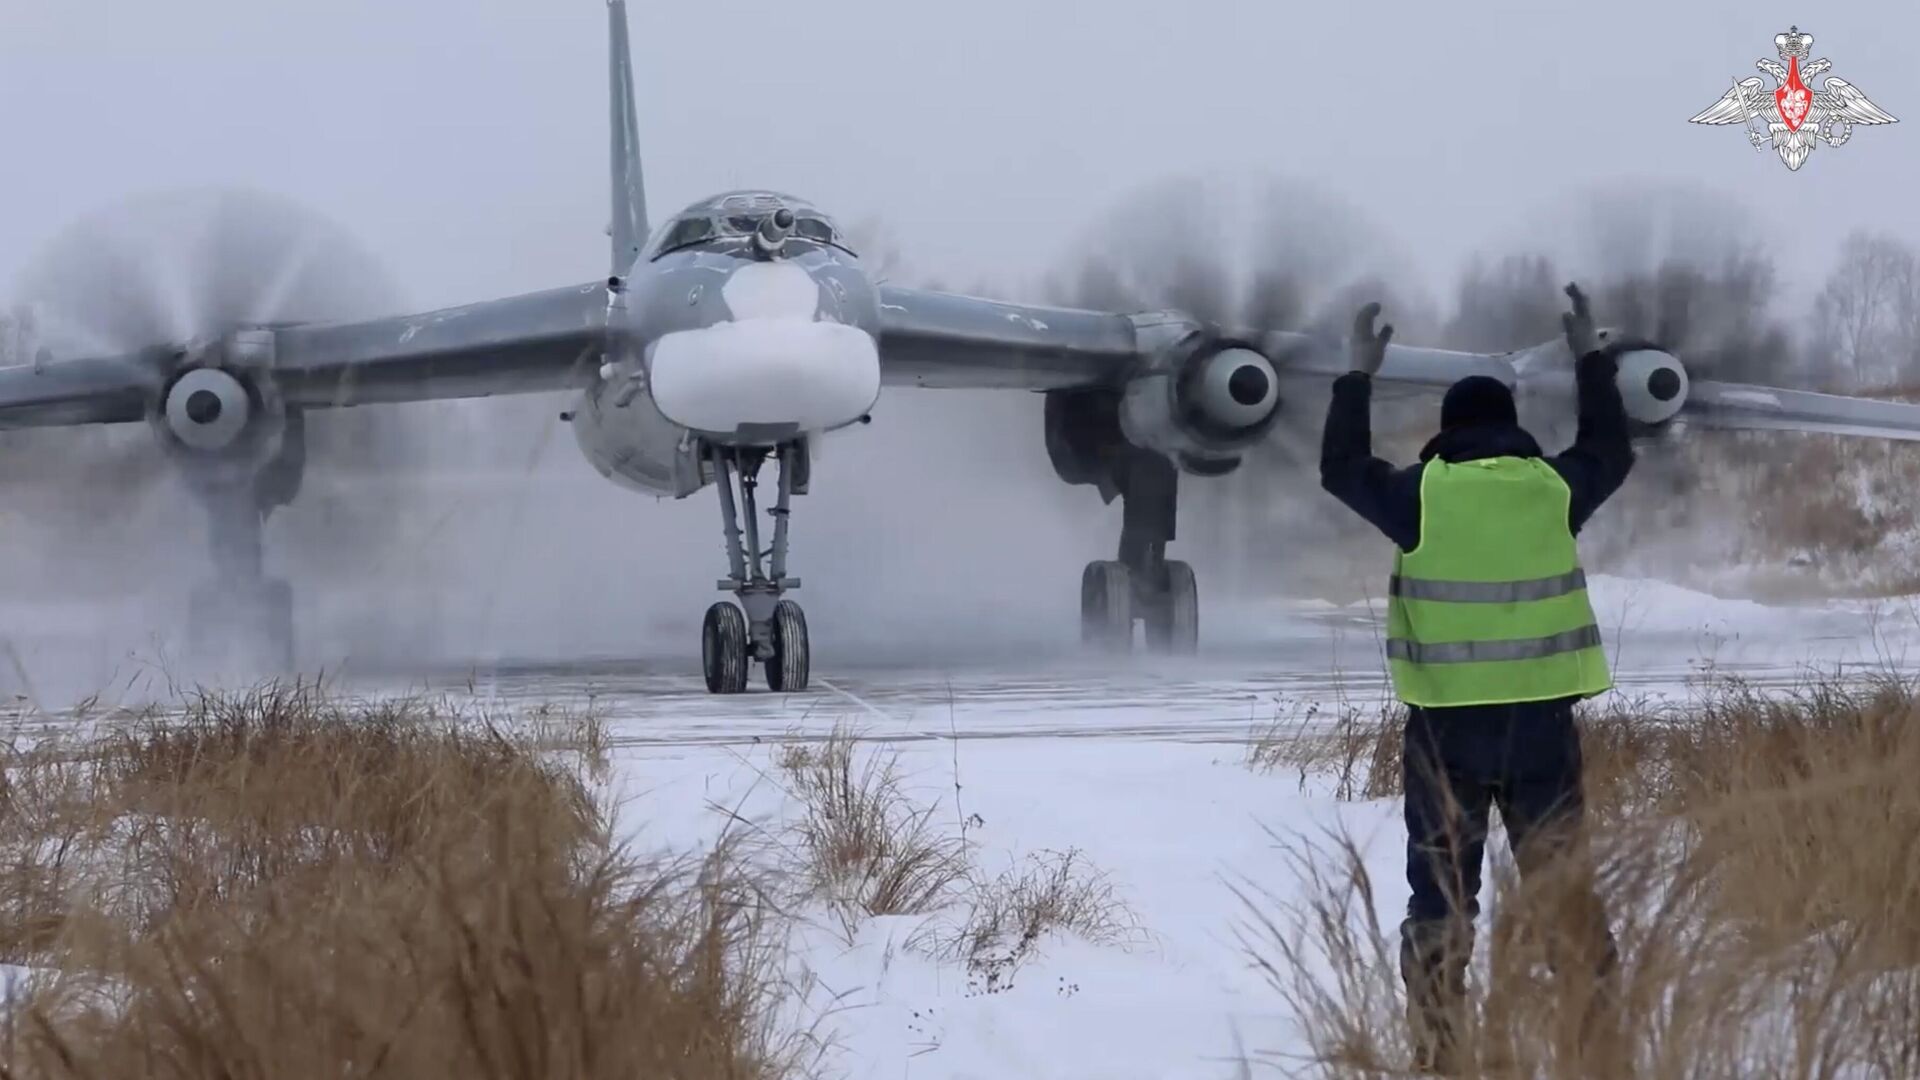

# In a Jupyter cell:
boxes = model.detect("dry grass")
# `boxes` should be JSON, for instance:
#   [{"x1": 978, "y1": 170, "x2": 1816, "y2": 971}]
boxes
[
  {"x1": 1588, "y1": 432, "x2": 1920, "y2": 599},
  {"x1": 1241, "y1": 673, "x2": 1920, "y2": 1078},
  {"x1": 913, "y1": 848, "x2": 1140, "y2": 995},
  {"x1": 777, "y1": 725, "x2": 1136, "y2": 984},
  {"x1": 1246, "y1": 699, "x2": 1404, "y2": 802},
  {"x1": 0, "y1": 681, "x2": 805, "y2": 1079},
  {"x1": 777, "y1": 725, "x2": 971, "y2": 936}
]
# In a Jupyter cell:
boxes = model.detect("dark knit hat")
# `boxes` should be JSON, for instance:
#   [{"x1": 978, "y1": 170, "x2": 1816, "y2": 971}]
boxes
[{"x1": 1439, "y1": 375, "x2": 1519, "y2": 432}]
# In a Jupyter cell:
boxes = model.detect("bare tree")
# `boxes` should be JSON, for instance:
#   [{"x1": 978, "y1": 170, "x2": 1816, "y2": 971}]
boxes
[
  {"x1": 1892, "y1": 251, "x2": 1920, "y2": 389},
  {"x1": 1813, "y1": 231, "x2": 1916, "y2": 390},
  {"x1": 1440, "y1": 253, "x2": 1561, "y2": 352}
]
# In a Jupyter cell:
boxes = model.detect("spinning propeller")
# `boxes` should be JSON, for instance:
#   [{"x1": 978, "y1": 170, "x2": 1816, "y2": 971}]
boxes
[
  {"x1": 4, "y1": 188, "x2": 432, "y2": 643},
  {"x1": 1047, "y1": 177, "x2": 1402, "y2": 469}
]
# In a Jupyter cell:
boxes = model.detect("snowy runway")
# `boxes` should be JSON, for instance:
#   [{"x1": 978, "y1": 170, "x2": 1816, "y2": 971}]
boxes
[{"x1": 372, "y1": 574, "x2": 1920, "y2": 748}]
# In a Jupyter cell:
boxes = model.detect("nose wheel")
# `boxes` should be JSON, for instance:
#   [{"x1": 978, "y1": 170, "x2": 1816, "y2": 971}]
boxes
[
  {"x1": 701, "y1": 602, "x2": 750, "y2": 694},
  {"x1": 701, "y1": 443, "x2": 813, "y2": 695},
  {"x1": 766, "y1": 599, "x2": 810, "y2": 692}
]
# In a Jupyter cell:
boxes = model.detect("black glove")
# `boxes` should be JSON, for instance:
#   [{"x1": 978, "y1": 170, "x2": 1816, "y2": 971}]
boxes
[
  {"x1": 1349, "y1": 301, "x2": 1394, "y2": 376},
  {"x1": 1561, "y1": 283, "x2": 1600, "y2": 359}
]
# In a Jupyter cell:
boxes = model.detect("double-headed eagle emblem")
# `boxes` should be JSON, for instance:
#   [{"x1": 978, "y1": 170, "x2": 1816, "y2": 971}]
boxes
[{"x1": 1690, "y1": 26, "x2": 1897, "y2": 171}]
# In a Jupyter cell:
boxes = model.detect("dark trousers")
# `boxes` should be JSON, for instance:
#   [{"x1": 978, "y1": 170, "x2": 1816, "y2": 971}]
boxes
[
  {"x1": 1403, "y1": 698, "x2": 1594, "y2": 925},
  {"x1": 1398, "y1": 698, "x2": 1618, "y2": 1066}
]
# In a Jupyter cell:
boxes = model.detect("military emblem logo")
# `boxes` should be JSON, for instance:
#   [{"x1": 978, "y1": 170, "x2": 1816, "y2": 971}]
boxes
[{"x1": 1689, "y1": 27, "x2": 1897, "y2": 171}]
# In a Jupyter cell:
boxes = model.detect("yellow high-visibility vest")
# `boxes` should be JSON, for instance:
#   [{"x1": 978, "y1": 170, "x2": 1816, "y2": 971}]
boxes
[{"x1": 1386, "y1": 456, "x2": 1612, "y2": 708}]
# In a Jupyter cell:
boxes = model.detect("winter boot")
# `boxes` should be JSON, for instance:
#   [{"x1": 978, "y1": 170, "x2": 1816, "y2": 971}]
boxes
[
  {"x1": 1571, "y1": 929, "x2": 1626, "y2": 1074},
  {"x1": 1401, "y1": 917, "x2": 1472, "y2": 1074}
]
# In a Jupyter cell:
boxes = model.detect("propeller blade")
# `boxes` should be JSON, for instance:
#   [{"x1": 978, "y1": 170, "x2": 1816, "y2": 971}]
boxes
[{"x1": 2, "y1": 188, "x2": 429, "y2": 598}]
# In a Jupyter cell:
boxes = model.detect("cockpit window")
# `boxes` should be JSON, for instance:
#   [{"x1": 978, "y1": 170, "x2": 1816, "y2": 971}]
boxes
[
  {"x1": 649, "y1": 201, "x2": 856, "y2": 259},
  {"x1": 657, "y1": 216, "x2": 714, "y2": 253},
  {"x1": 794, "y1": 217, "x2": 834, "y2": 244}
]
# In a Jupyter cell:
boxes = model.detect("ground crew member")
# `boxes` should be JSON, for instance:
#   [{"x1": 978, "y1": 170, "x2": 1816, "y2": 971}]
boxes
[{"x1": 1319, "y1": 284, "x2": 1630, "y2": 1072}]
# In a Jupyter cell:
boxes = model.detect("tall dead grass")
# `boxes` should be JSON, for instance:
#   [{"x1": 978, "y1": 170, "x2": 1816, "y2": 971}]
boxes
[
  {"x1": 1243, "y1": 674, "x2": 1920, "y2": 1078},
  {"x1": 0, "y1": 681, "x2": 805, "y2": 1079},
  {"x1": 1246, "y1": 699, "x2": 1404, "y2": 802},
  {"x1": 777, "y1": 728, "x2": 970, "y2": 935},
  {"x1": 777, "y1": 726, "x2": 1135, "y2": 982}
]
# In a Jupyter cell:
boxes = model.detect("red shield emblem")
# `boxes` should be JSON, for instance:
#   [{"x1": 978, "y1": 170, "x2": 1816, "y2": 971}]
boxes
[{"x1": 1776, "y1": 56, "x2": 1812, "y2": 130}]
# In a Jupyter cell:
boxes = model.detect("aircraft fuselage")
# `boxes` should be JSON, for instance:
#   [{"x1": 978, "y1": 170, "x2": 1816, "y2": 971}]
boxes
[{"x1": 570, "y1": 191, "x2": 880, "y2": 498}]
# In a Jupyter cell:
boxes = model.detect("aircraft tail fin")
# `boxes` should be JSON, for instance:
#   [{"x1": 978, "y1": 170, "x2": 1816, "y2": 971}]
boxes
[{"x1": 608, "y1": 0, "x2": 648, "y2": 276}]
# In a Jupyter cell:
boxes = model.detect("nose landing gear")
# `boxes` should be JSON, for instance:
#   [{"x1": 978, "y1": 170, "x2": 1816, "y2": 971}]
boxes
[{"x1": 701, "y1": 442, "x2": 811, "y2": 694}]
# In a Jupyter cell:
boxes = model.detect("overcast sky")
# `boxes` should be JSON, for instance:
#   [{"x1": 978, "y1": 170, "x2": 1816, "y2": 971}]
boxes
[{"x1": 4, "y1": 0, "x2": 1916, "y2": 313}]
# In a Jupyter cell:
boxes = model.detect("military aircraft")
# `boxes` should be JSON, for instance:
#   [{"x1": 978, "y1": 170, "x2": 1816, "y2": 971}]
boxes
[{"x1": 7, "y1": 1, "x2": 1920, "y2": 695}]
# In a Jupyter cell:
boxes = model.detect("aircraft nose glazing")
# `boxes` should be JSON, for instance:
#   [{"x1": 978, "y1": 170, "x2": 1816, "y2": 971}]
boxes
[{"x1": 646, "y1": 261, "x2": 881, "y2": 439}]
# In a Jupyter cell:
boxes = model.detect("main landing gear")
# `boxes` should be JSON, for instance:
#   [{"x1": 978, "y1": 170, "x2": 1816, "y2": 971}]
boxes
[
  {"x1": 701, "y1": 442, "x2": 811, "y2": 694},
  {"x1": 181, "y1": 409, "x2": 306, "y2": 676},
  {"x1": 1079, "y1": 448, "x2": 1199, "y2": 655},
  {"x1": 182, "y1": 472, "x2": 302, "y2": 674},
  {"x1": 188, "y1": 487, "x2": 296, "y2": 674}
]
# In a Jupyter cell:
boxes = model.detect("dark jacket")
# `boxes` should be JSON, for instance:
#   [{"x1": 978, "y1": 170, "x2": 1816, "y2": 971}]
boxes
[{"x1": 1318, "y1": 351, "x2": 1635, "y2": 553}]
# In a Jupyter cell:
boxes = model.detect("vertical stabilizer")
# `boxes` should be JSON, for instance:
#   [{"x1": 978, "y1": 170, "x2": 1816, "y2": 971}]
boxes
[{"x1": 608, "y1": 0, "x2": 648, "y2": 276}]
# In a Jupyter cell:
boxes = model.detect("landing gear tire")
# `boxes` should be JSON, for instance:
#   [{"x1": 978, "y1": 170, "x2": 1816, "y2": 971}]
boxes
[
  {"x1": 766, "y1": 599, "x2": 810, "y2": 692},
  {"x1": 702, "y1": 602, "x2": 750, "y2": 695},
  {"x1": 1080, "y1": 560, "x2": 1133, "y2": 653},
  {"x1": 1145, "y1": 560, "x2": 1199, "y2": 656}
]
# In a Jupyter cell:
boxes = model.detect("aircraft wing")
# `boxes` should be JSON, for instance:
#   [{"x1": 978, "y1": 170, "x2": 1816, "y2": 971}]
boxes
[
  {"x1": 1683, "y1": 380, "x2": 1920, "y2": 440},
  {"x1": 1256, "y1": 331, "x2": 1518, "y2": 390},
  {"x1": 270, "y1": 281, "x2": 607, "y2": 407},
  {"x1": 0, "y1": 351, "x2": 162, "y2": 430},
  {"x1": 1349, "y1": 337, "x2": 1920, "y2": 441},
  {"x1": 1351, "y1": 338, "x2": 1920, "y2": 441},
  {"x1": 874, "y1": 284, "x2": 1142, "y2": 389},
  {"x1": 875, "y1": 293, "x2": 1920, "y2": 445},
  {"x1": 0, "y1": 282, "x2": 608, "y2": 429},
  {"x1": 874, "y1": 286, "x2": 1514, "y2": 394}
]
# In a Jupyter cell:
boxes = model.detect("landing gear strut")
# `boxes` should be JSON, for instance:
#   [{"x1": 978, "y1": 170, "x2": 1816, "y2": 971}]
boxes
[
  {"x1": 1079, "y1": 448, "x2": 1199, "y2": 655},
  {"x1": 182, "y1": 408, "x2": 305, "y2": 676},
  {"x1": 703, "y1": 443, "x2": 810, "y2": 694},
  {"x1": 186, "y1": 483, "x2": 295, "y2": 674}
]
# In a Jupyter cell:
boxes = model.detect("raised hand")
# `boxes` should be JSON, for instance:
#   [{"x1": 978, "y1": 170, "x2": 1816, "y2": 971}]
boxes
[
  {"x1": 1561, "y1": 283, "x2": 1601, "y2": 359},
  {"x1": 1350, "y1": 301, "x2": 1394, "y2": 376}
]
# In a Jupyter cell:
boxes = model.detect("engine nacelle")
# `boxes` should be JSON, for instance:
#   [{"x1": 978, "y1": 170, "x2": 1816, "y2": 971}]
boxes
[
  {"x1": 1615, "y1": 347, "x2": 1688, "y2": 426},
  {"x1": 1118, "y1": 337, "x2": 1282, "y2": 474},
  {"x1": 148, "y1": 334, "x2": 290, "y2": 492},
  {"x1": 164, "y1": 367, "x2": 254, "y2": 451}
]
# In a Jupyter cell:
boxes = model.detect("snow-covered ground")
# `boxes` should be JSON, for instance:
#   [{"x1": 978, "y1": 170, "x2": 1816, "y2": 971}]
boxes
[
  {"x1": 622, "y1": 735, "x2": 1397, "y2": 1078},
  {"x1": 481, "y1": 575, "x2": 1916, "y2": 1078},
  {"x1": 1, "y1": 572, "x2": 1912, "y2": 1076}
]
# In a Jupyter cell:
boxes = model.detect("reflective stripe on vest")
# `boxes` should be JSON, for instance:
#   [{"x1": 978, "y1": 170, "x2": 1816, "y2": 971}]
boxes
[
  {"x1": 1385, "y1": 625, "x2": 1604, "y2": 665},
  {"x1": 1388, "y1": 569, "x2": 1589, "y2": 604},
  {"x1": 1385, "y1": 456, "x2": 1612, "y2": 708}
]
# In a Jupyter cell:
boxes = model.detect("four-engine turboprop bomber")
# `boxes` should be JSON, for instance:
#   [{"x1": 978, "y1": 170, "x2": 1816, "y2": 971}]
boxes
[{"x1": 10, "y1": 2, "x2": 1920, "y2": 693}]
